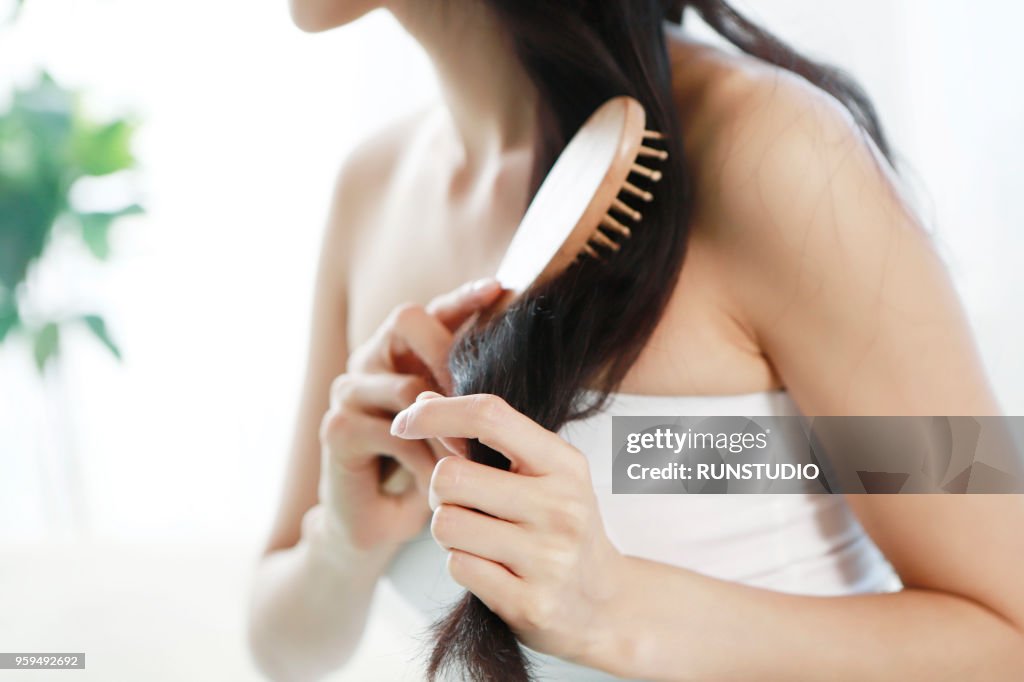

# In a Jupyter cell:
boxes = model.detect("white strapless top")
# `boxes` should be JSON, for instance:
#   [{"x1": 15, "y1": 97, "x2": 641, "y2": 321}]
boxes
[{"x1": 384, "y1": 391, "x2": 902, "y2": 681}]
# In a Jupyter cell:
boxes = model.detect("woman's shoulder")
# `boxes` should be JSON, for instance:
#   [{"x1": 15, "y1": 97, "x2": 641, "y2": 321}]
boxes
[
  {"x1": 325, "y1": 103, "x2": 447, "y2": 245},
  {"x1": 670, "y1": 33, "x2": 907, "y2": 258},
  {"x1": 667, "y1": 31, "x2": 886, "y2": 200},
  {"x1": 663, "y1": 32, "x2": 925, "y2": 361}
]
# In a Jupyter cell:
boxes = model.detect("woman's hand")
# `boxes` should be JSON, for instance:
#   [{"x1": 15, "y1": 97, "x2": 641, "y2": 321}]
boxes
[
  {"x1": 390, "y1": 392, "x2": 629, "y2": 665},
  {"x1": 316, "y1": 280, "x2": 503, "y2": 557}
]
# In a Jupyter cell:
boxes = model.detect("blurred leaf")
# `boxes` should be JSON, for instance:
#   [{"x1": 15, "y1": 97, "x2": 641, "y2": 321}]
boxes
[
  {"x1": 11, "y1": 72, "x2": 76, "y2": 174},
  {"x1": 72, "y1": 119, "x2": 135, "y2": 177},
  {"x1": 0, "y1": 68, "x2": 143, "y2": 371},
  {"x1": 75, "y1": 203, "x2": 143, "y2": 259},
  {"x1": 82, "y1": 314, "x2": 121, "y2": 360},
  {"x1": 0, "y1": 124, "x2": 36, "y2": 178},
  {"x1": 78, "y1": 214, "x2": 112, "y2": 259},
  {"x1": 0, "y1": 189, "x2": 57, "y2": 288},
  {"x1": 0, "y1": 297, "x2": 19, "y2": 343},
  {"x1": 32, "y1": 321, "x2": 60, "y2": 373},
  {"x1": 0, "y1": 74, "x2": 75, "y2": 288}
]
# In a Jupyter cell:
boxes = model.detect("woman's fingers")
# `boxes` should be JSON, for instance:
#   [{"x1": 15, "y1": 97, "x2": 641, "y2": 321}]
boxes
[
  {"x1": 320, "y1": 411, "x2": 436, "y2": 493},
  {"x1": 401, "y1": 391, "x2": 465, "y2": 460},
  {"x1": 382, "y1": 304, "x2": 456, "y2": 392},
  {"x1": 392, "y1": 394, "x2": 569, "y2": 477},
  {"x1": 431, "y1": 503, "x2": 532, "y2": 576},
  {"x1": 349, "y1": 303, "x2": 453, "y2": 391},
  {"x1": 350, "y1": 280, "x2": 503, "y2": 392},
  {"x1": 426, "y1": 278, "x2": 504, "y2": 331},
  {"x1": 429, "y1": 455, "x2": 539, "y2": 522},
  {"x1": 329, "y1": 372, "x2": 432, "y2": 414},
  {"x1": 414, "y1": 389, "x2": 469, "y2": 457},
  {"x1": 446, "y1": 549, "x2": 525, "y2": 621}
]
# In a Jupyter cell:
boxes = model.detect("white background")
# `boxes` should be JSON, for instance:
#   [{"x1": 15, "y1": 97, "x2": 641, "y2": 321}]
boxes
[{"x1": 1, "y1": 1, "x2": 1022, "y2": 680}]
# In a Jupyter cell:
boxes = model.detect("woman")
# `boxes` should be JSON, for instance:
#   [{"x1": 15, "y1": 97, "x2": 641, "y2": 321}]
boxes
[{"x1": 247, "y1": 1, "x2": 1024, "y2": 680}]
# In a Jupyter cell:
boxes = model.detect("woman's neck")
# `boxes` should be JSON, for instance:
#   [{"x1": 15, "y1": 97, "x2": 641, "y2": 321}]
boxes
[{"x1": 390, "y1": 0, "x2": 538, "y2": 173}]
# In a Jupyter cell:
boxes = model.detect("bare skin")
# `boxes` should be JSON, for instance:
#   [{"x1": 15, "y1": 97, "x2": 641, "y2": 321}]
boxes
[{"x1": 248, "y1": 2, "x2": 1024, "y2": 681}]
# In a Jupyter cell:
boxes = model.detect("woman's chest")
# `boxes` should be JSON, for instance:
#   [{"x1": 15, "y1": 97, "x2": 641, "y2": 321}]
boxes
[
  {"x1": 345, "y1": 195, "x2": 516, "y2": 348},
  {"x1": 344, "y1": 198, "x2": 776, "y2": 396}
]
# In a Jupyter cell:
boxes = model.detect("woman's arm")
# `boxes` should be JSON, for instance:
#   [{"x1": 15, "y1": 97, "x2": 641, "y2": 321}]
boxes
[
  {"x1": 394, "y1": 397, "x2": 1024, "y2": 682},
  {"x1": 247, "y1": 125, "x2": 505, "y2": 681},
  {"x1": 587, "y1": 508, "x2": 1024, "y2": 681},
  {"x1": 585, "y1": 67, "x2": 1024, "y2": 680},
  {"x1": 393, "y1": 66, "x2": 1024, "y2": 681},
  {"x1": 247, "y1": 128, "x2": 434, "y2": 679},
  {"x1": 246, "y1": 153, "x2": 380, "y2": 681}
]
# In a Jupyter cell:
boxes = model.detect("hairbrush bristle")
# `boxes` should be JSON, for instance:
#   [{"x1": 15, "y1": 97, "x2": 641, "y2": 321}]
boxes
[
  {"x1": 590, "y1": 229, "x2": 621, "y2": 251},
  {"x1": 622, "y1": 181, "x2": 654, "y2": 202},
  {"x1": 586, "y1": 130, "x2": 668, "y2": 256},
  {"x1": 629, "y1": 163, "x2": 662, "y2": 182},
  {"x1": 611, "y1": 197, "x2": 642, "y2": 222},
  {"x1": 638, "y1": 145, "x2": 669, "y2": 161},
  {"x1": 601, "y1": 215, "x2": 631, "y2": 238}
]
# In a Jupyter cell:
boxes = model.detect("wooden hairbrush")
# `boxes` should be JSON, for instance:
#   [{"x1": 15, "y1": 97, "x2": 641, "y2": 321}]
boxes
[
  {"x1": 492, "y1": 95, "x2": 667, "y2": 307},
  {"x1": 381, "y1": 95, "x2": 667, "y2": 495}
]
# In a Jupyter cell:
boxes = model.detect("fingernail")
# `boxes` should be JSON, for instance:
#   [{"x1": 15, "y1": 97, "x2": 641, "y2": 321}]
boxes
[
  {"x1": 417, "y1": 391, "x2": 442, "y2": 402},
  {"x1": 470, "y1": 278, "x2": 499, "y2": 294},
  {"x1": 391, "y1": 410, "x2": 409, "y2": 436}
]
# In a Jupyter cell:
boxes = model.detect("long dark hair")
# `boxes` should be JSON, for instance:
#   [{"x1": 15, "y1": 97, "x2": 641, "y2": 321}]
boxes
[{"x1": 429, "y1": 2, "x2": 891, "y2": 680}]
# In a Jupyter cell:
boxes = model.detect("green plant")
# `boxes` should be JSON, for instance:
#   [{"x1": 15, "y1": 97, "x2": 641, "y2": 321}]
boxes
[{"x1": 0, "y1": 71, "x2": 143, "y2": 372}]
